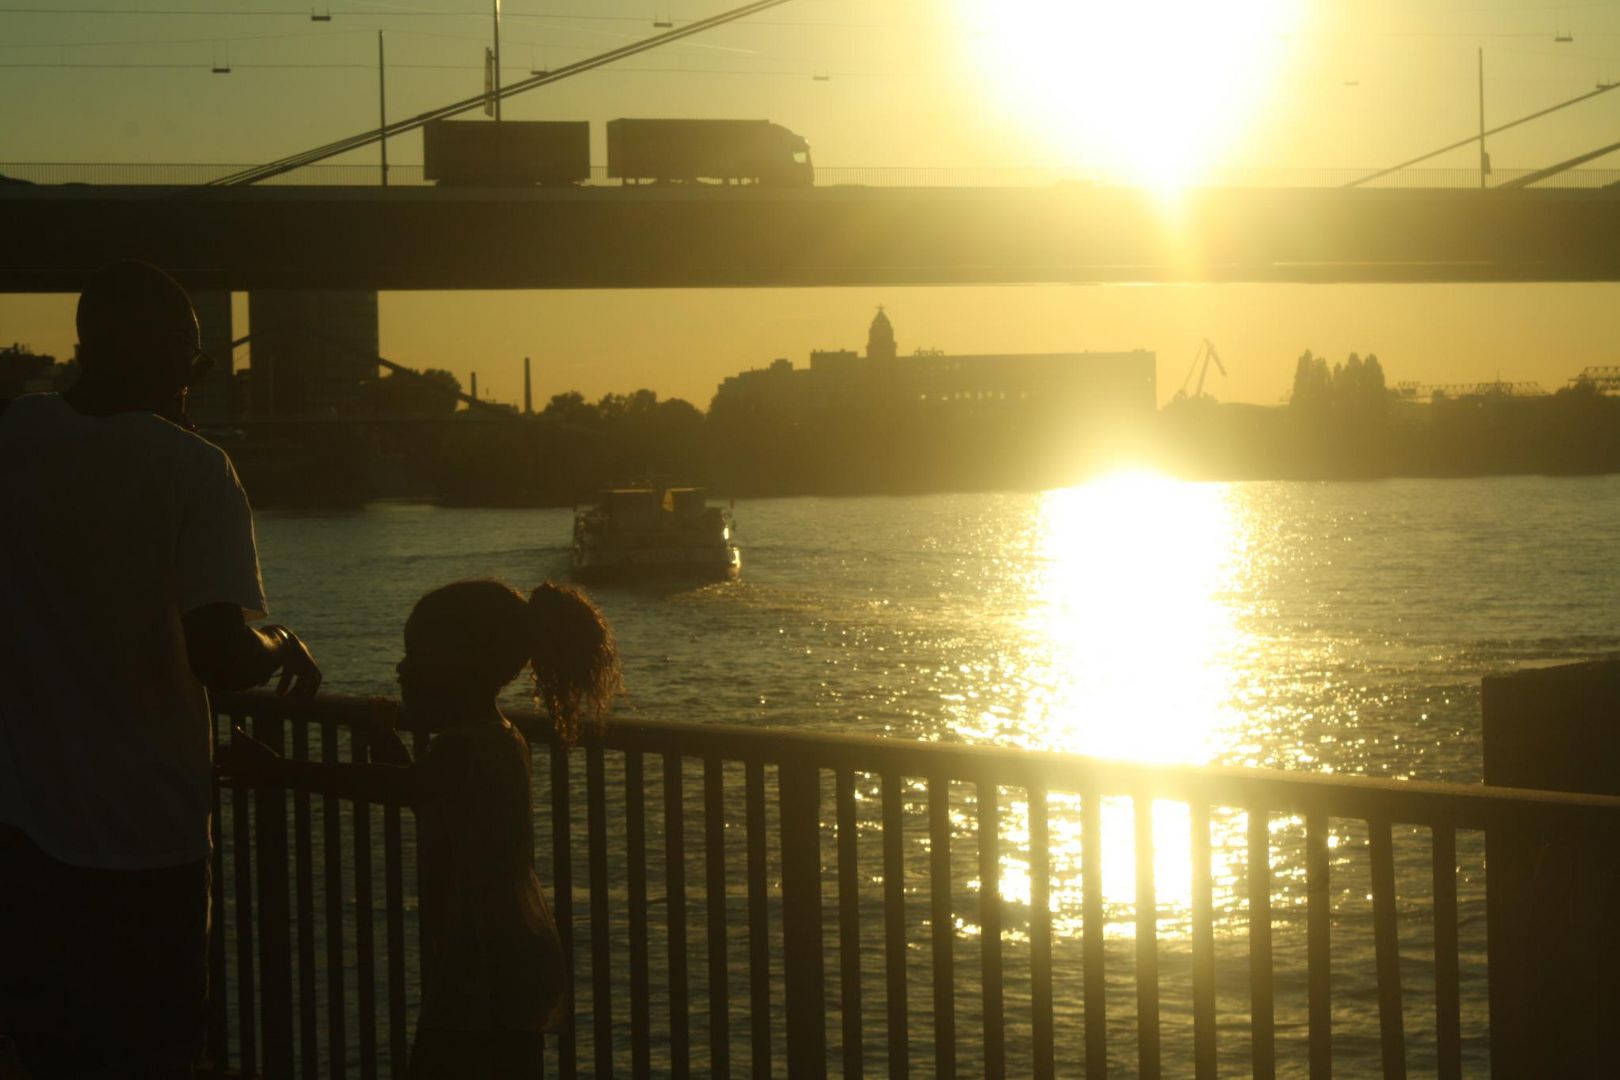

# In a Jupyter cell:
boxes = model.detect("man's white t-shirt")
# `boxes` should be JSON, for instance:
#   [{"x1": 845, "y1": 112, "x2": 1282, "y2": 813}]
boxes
[{"x1": 0, "y1": 393, "x2": 267, "y2": 870}]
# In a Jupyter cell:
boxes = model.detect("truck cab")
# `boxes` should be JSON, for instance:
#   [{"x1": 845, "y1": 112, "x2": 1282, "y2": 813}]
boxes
[{"x1": 607, "y1": 119, "x2": 815, "y2": 187}]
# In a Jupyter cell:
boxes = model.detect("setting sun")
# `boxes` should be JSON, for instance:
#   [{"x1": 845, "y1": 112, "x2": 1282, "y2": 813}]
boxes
[{"x1": 959, "y1": 0, "x2": 1306, "y2": 186}]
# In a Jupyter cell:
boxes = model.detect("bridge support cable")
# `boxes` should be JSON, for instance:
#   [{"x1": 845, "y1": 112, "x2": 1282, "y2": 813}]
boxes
[
  {"x1": 226, "y1": 329, "x2": 508, "y2": 414},
  {"x1": 1344, "y1": 81, "x2": 1620, "y2": 188},
  {"x1": 1495, "y1": 137, "x2": 1620, "y2": 189},
  {"x1": 209, "y1": 0, "x2": 798, "y2": 187}
]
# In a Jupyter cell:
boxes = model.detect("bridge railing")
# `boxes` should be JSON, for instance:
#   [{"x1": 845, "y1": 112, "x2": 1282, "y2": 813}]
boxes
[
  {"x1": 10, "y1": 161, "x2": 1620, "y2": 189},
  {"x1": 208, "y1": 691, "x2": 1620, "y2": 1078}
]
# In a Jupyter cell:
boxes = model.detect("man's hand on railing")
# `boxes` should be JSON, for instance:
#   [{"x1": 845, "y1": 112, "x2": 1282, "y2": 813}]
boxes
[
  {"x1": 215, "y1": 725, "x2": 284, "y2": 787},
  {"x1": 269, "y1": 626, "x2": 322, "y2": 701}
]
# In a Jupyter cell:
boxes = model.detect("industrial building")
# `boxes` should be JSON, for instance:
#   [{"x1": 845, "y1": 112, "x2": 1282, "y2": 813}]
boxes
[{"x1": 713, "y1": 308, "x2": 1156, "y2": 417}]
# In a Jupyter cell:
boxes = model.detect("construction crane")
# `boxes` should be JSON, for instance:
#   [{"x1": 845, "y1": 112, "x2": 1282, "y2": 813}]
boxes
[{"x1": 1178, "y1": 338, "x2": 1227, "y2": 399}]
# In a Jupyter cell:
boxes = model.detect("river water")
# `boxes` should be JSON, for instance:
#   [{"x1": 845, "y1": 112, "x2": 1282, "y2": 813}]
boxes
[{"x1": 245, "y1": 474, "x2": 1620, "y2": 1076}]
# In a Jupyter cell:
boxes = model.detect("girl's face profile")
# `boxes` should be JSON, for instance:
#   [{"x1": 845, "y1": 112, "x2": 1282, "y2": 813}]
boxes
[
  {"x1": 395, "y1": 651, "x2": 419, "y2": 709},
  {"x1": 397, "y1": 619, "x2": 448, "y2": 725}
]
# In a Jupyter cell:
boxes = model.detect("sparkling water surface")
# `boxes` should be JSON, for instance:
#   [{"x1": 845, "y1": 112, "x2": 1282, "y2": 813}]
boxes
[{"x1": 241, "y1": 474, "x2": 1620, "y2": 1076}]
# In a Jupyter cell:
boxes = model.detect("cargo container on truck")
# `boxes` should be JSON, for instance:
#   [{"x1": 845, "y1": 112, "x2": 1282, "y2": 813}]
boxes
[{"x1": 422, "y1": 119, "x2": 591, "y2": 187}]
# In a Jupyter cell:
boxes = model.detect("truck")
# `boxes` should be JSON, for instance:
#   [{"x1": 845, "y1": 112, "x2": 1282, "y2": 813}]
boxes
[
  {"x1": 422, "y1": 119, "x2": 590, "y2": 187},
  {"x1": 606, "y1": 118, "x2": 813, "y2": 187}
]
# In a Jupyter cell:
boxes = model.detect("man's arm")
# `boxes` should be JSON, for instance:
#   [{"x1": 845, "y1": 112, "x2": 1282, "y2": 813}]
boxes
[
  {"x1": 216, "y1": 726, "x2": 465, "y2": 807},
  {"x1": 183, "y1": 602, "x2": 321, "y2": 698}
]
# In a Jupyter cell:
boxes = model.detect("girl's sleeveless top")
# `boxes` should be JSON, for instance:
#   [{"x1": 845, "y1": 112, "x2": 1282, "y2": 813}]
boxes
[{"x1": 415, "y1": 720, "x2": 567, "y2": 1032}]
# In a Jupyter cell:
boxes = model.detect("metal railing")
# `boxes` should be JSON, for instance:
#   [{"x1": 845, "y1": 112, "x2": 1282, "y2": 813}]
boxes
[
  {"x1": 208, "y1": 691, "x2": 1620, "y2": 1078},
  {"x1": 11, "y1": 161, "x2": 1620, "y2": 190}
]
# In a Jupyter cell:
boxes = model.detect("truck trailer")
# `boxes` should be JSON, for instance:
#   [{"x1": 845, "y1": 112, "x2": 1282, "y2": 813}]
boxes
[{"x1": 422, "y1": 119, "x2": 590, "y2": 187}]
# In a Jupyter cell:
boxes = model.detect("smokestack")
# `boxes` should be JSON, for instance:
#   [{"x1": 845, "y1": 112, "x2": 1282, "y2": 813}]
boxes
[
  {"x1": 470, "y1": 371, "x2": 478, "y2": 403},
  {"x1": 523, "y1": 356, "x2": 533, "y2": 415}
]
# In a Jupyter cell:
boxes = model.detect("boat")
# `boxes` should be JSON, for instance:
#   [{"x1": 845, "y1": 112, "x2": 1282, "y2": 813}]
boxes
[{"x1": 570, "y1": 485, "x2": 741, "y2": 583}]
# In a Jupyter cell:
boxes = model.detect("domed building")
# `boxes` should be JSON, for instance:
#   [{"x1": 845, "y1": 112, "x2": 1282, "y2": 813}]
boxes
[{"x1": 866, "y1": 306, "x2": 897, "y2": 361}]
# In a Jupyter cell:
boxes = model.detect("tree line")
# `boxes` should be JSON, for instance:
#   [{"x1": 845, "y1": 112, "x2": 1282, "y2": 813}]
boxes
[
  {"x1": 233, "y1": 352, "x2": 1620, "y2": 508},
  {"x1": 1158, "y1": 350, "x2": 1620, "y2": 480}
]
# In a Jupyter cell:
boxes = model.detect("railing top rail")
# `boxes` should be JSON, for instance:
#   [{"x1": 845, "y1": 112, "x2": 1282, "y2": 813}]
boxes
[{"x1": 217, "y1": 690, "x2": 1620, "y2": 832}]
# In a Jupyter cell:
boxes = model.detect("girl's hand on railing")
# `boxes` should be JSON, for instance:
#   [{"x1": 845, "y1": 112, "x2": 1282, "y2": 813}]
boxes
[
  {"x1": 215, "y1": 725, "x2": 284, "y2": 786},
  {"x1": 367, "y1": 697, "x2": 413, "y2": 766}
]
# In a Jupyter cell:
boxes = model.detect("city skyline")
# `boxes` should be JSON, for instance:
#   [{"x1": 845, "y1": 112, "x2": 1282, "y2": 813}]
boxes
[{"x1": 8, "y1": 282, "x2": 1619, "y2": 411}]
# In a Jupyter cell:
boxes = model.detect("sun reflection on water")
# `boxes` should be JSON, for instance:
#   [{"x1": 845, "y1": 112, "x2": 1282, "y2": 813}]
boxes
[
  {"x1": 980, "y1": 472, "x2": 1257, "y2": 937},
  {"x1": 1020, "y1": 471, "x2": 1247, "y2": 762}
]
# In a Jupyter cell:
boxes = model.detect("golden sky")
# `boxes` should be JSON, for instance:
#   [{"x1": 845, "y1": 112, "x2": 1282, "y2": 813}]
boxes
[{"x1": 4, "y1": 0, "x2": 1620, "y2": 407}]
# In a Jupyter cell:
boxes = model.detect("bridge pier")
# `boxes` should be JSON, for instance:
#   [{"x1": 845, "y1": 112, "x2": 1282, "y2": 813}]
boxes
[{"x1": 1482, "y1": 659, "x2": 1620, "y2": 1075}]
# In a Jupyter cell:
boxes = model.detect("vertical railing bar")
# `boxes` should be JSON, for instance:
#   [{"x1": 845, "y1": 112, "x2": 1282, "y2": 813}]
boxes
[
  {"x1": 1306, "y1": 812, "x2": 1332, "y2": 1080},
  {"x1": 1028, "y1": 787, "x2": 1054, "y2": 1080},
  {"x1": 1432, "y1": 822, "x2": 1462, "y2": 1080},
  {"x1": 351, "y1": 729, "x2": 378, "y2": 1080},
  {"x1": 382, "y1": 800, "x2": 407, "y2": 1078},
  {"x1": 779, "y1": 761, "x2": 827, "y2": 1079},
  {"x1": 252, "y1": 712, "x2": 294, "y2": 1080},
  {"x1": 1081, "y1": 787, "x2": 1107, "y2": 1079},
  {"x1": 927, "y1": 775, "x2": 956, "y2": 1080},
  {"x1": 1134, "y1": 793, "x2": 1161, "y2": 1080},
  {"x1": 1370, "y1": 820, "x2": 1407, "y2": 1079},
  {"x1": 881, "y1": 772, "x2": 908, "y2": 1080},
  {"x1": 291, "y1": 721, "x2": 318, "y2": 1080},
  {"x1": 836, "y1": 769, "x2": 864, "y2": 1080},
  {"x1": 1191, "y1": 802, "x2": 1216, "y2": 1079},
  {"x1": 411, "y1": 728, "x2": 429, "y2": 969},
  {"x1": 321, "y1": 722, "x2": 347, "y2": 1079},
  {"x1": 626, "y1": 750, "x2": 652, "y2": 1080},
  {"x1": 665, "y1": 752, "x2": 691, "y2": 1079},
  {"x1": 586, "y1": 745, "x2": 613, "y2": 1079},
  {"x1": 549, "y1": 744, "x2": 578, "y2": 1080},
  {"x1": 746, "y1": 761, "x2": 771, "y2": 1078},
  {"x1": 231, "y1": 719, "x2": 259, "y2": 1078},
  {"x1": 978, "y1": 781, "x2": 1005, "y2": 1080},
  {"x1": 1248, "y1": 807, "x2": 1275, "y2": 1080},
  {"x1": 703, "y1": 756, "x2": 731, "y2": 1079},
  {"x1": 208, "y1": 712, "x2": 229, "y2": 1074}
]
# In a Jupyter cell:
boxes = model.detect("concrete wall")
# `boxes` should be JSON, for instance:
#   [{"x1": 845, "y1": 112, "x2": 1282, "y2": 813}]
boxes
[{"x1": 1481, "y1": 659, "x2": 1620, "y2": 1075}]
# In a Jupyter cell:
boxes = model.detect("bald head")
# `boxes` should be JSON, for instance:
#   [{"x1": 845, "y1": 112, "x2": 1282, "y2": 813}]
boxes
[{"x1": 75, "y1": 260, "x2": 200, "y2": 400}]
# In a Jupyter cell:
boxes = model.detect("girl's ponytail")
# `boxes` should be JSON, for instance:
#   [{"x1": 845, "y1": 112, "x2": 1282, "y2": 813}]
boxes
[{"x1": 526, "y1": 582, "x2": 621, "y2": 747}]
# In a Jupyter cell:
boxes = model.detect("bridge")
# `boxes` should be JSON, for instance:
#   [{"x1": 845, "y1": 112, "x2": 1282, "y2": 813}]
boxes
[{"x1": 8, "y1": 181, "x2": 1620, "y2": 293}]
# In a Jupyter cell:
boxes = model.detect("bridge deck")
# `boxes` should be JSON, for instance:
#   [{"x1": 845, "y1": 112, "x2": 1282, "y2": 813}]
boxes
[{"x1": 7, "y1": 183, "x2": 1620, "y2": 291}]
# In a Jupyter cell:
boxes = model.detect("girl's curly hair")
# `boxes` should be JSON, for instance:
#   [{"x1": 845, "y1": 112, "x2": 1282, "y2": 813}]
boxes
[
  {"x1": 407, "y1": 579, "x2": 621, "y2": 746},
  {"x1": 524, "y1": 581, "x2": 622, "y2": 746}
]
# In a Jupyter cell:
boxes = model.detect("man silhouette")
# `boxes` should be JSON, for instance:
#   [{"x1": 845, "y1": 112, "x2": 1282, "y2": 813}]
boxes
[{"x1": 0, "y1": 260, "x2": 320, "y2": 1078}]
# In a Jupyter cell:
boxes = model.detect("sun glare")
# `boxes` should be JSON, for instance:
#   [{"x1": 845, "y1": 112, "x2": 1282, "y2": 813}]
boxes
[{"x1": 958, "y1": 0, "x2": 1304, "y2": 187}]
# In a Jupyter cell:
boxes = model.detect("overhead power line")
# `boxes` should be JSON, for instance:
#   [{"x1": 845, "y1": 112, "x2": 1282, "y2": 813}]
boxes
[
  {"x1": 209, "y1": 0, "x2": 799, "y2": 186},
  {"x1": 0, "y1": 60, "x2": 876, "y2": 77},
  {"x1": 0, "y1": 5, "x2": 877, "y2": 25},
  {"x1": 0, "y1": 6, "x2": 319, "y2": 12}
]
